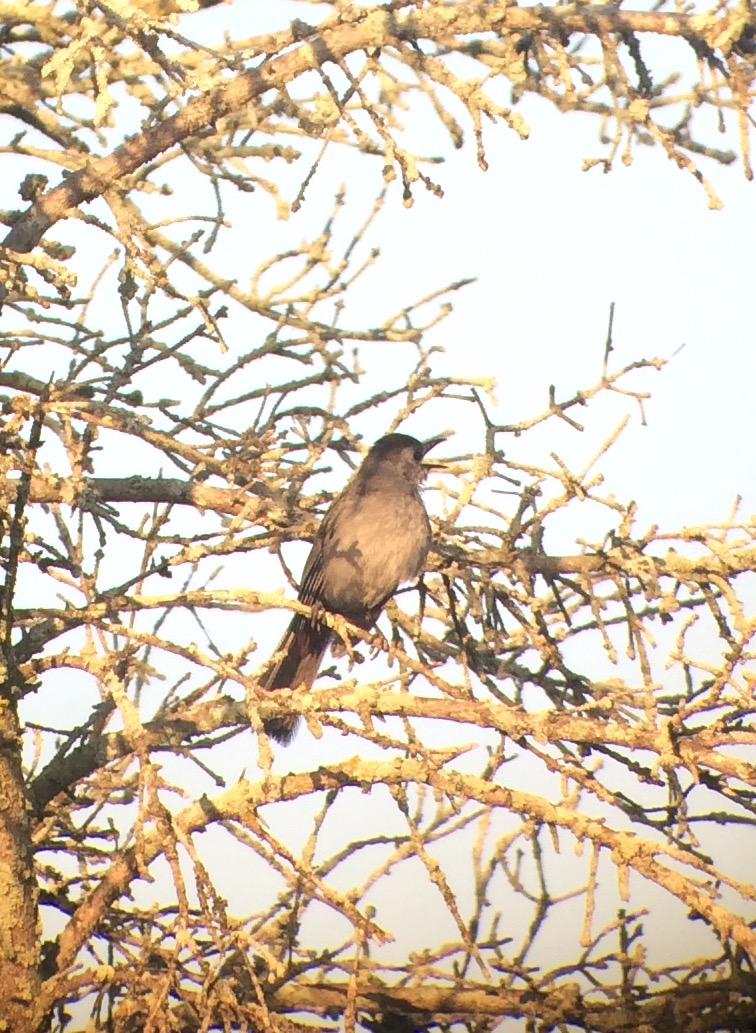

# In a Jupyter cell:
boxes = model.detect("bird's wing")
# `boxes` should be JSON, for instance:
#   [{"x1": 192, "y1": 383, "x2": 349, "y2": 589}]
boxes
[
  {"x1": 296, "y1": 491, "x2": 347, "y2": 607},
  {"x1": 297, "y1": 538, "x2": 325, "y2": 607}
]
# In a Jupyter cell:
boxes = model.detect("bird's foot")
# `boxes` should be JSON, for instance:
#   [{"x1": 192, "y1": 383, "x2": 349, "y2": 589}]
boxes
[{"x1": 367, "y1": 628, "x2": 389, "y2": 657}]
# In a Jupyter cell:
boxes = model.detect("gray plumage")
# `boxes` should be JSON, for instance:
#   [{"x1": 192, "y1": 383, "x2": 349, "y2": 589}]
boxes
[{"x1": 259, "y1": 433, "x2": 443, "y2": 744}]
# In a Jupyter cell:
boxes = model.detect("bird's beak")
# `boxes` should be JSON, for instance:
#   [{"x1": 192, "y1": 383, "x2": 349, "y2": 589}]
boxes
[{"x1": 419, "y1": 434, "x2": 450, "y2": 470}]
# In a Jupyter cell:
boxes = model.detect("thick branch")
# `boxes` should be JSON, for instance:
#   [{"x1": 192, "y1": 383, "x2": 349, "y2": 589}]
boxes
[
  {"x1": 4, "y1": 472, "x2": 755, "y2": 584},
  {"x1": 0, "y1": 473, "x2": 266, "y2": 517},
  {"x1": 266, "y1": 977, "x2": 754, "y2": 1031},
  {"x1": 28, "y1": 691, "x2": 755, "y2": 821},
  {"x1": 2, "y1": 4, "x2": 748, "y2": 262},
  {"x1": 161, "y1": 975, "x2": 756, "y2": 1030},
  {"x1": 28, "y1": 696, "x2": 246, "y2": 819}
]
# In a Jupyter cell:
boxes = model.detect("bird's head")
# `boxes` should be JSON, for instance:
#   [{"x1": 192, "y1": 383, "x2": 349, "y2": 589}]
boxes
[{"x1": 364, "y1": 432, "x2": 450, "y2": 483}]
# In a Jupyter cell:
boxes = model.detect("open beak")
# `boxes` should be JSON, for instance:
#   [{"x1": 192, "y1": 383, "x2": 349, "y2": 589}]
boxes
[{"x1": 419, "y1": 433, "x2": 451, "y2": 470}]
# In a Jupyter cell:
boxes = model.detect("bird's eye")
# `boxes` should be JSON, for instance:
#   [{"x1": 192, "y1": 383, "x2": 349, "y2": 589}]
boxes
[{"x1": 413, "y1": 446, "x2": 424, "y2": 462}]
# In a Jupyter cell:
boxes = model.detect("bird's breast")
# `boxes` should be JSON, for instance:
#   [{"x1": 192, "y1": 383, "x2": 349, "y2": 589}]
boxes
[{"x1": 319, "y1": 490, "x2": 430, "y2": 615}]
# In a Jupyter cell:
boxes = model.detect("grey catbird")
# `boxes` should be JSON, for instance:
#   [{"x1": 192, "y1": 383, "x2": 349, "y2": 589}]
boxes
[{"x1": 259, "y1": 433, "x2": 444, "y2": 743}]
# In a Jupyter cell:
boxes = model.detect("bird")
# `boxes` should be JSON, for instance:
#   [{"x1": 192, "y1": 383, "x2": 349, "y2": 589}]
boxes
[{"x1": 258, "y1": 433, "x2": 445, "y2": 744}]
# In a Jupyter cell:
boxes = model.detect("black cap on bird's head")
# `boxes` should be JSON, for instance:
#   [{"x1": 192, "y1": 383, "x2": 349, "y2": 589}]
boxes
[
  {"x1": 358, "y1": 433, "x2": 450, "y2": 486},
  {"x1": 369, "y1": 432, "x2": 449, "y2": 465}
]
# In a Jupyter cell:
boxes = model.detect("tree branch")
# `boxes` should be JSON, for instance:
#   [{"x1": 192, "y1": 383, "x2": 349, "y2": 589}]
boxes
[
  {"x1": 28, "y1": 691, "x2": 755, "y2": 822},
  {"x1": 0, "y1": 473, "x2": 267, "y2": 517},
  {"x1": 45, "y1": 755, "x2": 756, "y2": 1001},
  {"x1": 2, "y1": 3, "x2": 750, "y2": 266}
]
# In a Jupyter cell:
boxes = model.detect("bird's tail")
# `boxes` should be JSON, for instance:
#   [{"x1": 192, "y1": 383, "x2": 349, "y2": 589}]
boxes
[{"x1": 258, "y1": 615, "x2": 331, "y2": 744}]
